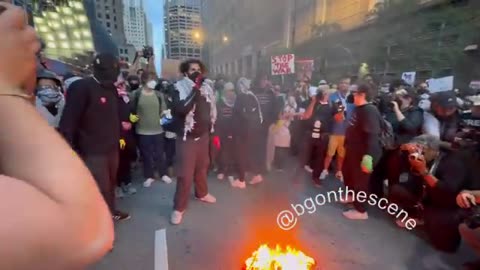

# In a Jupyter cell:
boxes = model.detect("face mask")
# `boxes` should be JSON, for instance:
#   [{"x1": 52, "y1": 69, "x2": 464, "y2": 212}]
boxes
[
  {"x1": 129, "y1": 82, "x2": 140, "y2": 90},
  {"x1": 146, "y1": 80, "x2": 157, "y2": 89},
  {"x1": 188, "y1": 71, "x2": 201, "y2": 82},
  {"x1": 37, "y1": 87, "x2": 62, "y2": 106}
]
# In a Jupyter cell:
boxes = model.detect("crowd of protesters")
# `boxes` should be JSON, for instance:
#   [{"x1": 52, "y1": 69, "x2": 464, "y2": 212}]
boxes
[{"x1": 34, "y1": 52, "x2": 480, "y2": 268}]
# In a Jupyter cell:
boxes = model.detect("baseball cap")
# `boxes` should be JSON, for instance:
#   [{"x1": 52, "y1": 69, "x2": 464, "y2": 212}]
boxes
[{"x1": 431, "y1": 91, "x2": 457, "y2": 108}]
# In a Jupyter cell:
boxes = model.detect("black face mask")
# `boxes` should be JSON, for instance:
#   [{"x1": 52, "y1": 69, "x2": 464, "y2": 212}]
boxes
[
  {"x1": 188, "y1": 71, "x2": 201, "y2": 82},
  {"x1": 93, "y1": 54, "x2": 120, "y2": 87},
  {"x1": 129, "y1": 82, "x2": 140, "y2": 90}
]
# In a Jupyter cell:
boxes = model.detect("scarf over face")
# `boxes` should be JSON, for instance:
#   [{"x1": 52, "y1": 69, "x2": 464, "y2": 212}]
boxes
[{"x1": 175, "y1": 77, "x2": 217, "y2": 140}]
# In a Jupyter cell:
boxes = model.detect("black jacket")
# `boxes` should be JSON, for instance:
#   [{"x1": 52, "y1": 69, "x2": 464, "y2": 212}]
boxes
[
  {"x1": 385, "y1": 106, "x2": 424, "y2": 145},
  {"x1": 216, "y1": 98, "x2": 235, "y2": 138},
  {"x1": 59, "y1": 77, "x2": 120, "y2": 155},
  {"x1": 171, "y1": 86, "x2": 212, "y2": 138}
]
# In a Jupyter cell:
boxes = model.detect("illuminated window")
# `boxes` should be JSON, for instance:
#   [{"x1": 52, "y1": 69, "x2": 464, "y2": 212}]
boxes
[
  {"x1": 85, "y1": 41, "x2": 94, "y2": 50},
  {"x1": 49, "y1": 12, "x2": 59, "y2": 19},
  {"x1": 73, "y1": 31, "x2": 81, "y2": 38},
  {"x1": 38, "y1": 25, "x2": 49, "y2": 32},
  {"x1": 62, "y1": 7, "x2": 72, "y2": 15},
  {"x1": 77, "y1": 15, "x2": 88, "y2": 23},
  {"x1": 47, "y1": 43, "x2": 57, "y2": 49},
  {"x1": 73, "y1": 2, "x2": 83, "y2": 10},
  {"x1": 82, "y1": 30, "x2": 91, "y2": 37},
  {"x1": 65, "y1": 19, "x2": 74, "y2": 25},
  {"x1": 61, "y1": 42, "x2": 70, "y2": 49},
  {"x1": 58, "y1": 32, "x2": 67, "y2": 39},
  {"x1": 74, "y1": 42, "x2": 83, "y2": 49},
  {"x1": 45, "y1": 34, "x2": 55, "y2": 41}
]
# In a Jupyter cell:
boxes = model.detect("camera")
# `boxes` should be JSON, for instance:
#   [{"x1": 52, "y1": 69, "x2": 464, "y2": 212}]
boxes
[{"x1": 142, "y1": 46, "x2": 154, "y2": 59}]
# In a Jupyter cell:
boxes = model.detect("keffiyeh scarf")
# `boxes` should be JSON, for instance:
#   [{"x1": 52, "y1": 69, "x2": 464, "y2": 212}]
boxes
[{"x1": 175, "y1": 77, "x2": 217, "y2": 140}]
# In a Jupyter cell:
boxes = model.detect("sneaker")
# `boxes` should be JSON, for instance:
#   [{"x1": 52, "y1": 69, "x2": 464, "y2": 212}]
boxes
[
  {"x1": 161, "y1": 175, "x2": 173, "y2": 184},
  {"x1": 339, "y1": 195, "x2": 354, "y2": 204},
  {"x1": 343, "y1": 209, "x2": 368, "y2": 220},
  {"x1": 197, "y1": 193, "x2": 216, "y2": 203},
  {"x1": 231, "y1": 179, "x2": 246, "y2": 189},
  {"x1": 115, "y1": 187, "x2": 125, "y2": 198},
  {"x1": 143, "y1": 178, "x2": 155, "y2": 188},
  {"x1": 217, "y1": 173, "x2": 225, "y2": 180},
  {"x1": 170, "y1": 210, "x2": 184, "y2": 225},
  {"x1": 249, "y1": 175, "x2": 263, "y2": 185},
  {"x1": 335, "y1": 171, "x2": 344, "y2": 181},
  {"x1": 304, "y1": 165, "x2": 313, "y2": 173},
  {"x1": 227, "y1": 176, "x2": 235, "y2": 183},
  {"x1": 122, "y1": 183, "x2": 137, "y2": 195},
  {"x1": 113, "y1": 210, "x2": 131, "y2": 221},
  {"x1": 319, "y1": 170, "x2": 329, "y2": 180}
]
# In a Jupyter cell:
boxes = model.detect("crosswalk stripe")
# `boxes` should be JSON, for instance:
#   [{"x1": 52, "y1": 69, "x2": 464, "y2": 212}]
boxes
[{"x1": 154, "y1": 229, "x2": 169, "y2": 270}]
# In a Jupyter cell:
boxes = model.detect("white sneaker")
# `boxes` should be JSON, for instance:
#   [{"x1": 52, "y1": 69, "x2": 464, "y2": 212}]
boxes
[
  {"x1": 227, "y1": 176, "x2": 235, "y2": 183},
  {"x1": 319, "y1": 170, "x2": 329, "y2": 180},
  {"x1": 170, "y1": 210, "x2": 184, "y2": 225},
  {"x1": 304, "y1": 165, "x2": 313, "y2": 173},
  {"x1": 339, "y1": 195, "x2": 354, "y2": 204},
  {"x1": 343, "y1": 209, "x2": 368, "y2": 220},
  {"x1": 335, "y1": 171, "x2": 344, "y2": 182},
  {"x1": 143, "y1": 178, "x2": 155, "y2": 188},
  {"x1": 231, "y1": 179, "x2": 246, "y2": 189},
  {"x1": 161, "y1": 175, "x2": 172, "y2": 184},
  {"x1": 249, "y1": 175, "x2": 263, "y2": 185},
  {"x1": 123, "y1": 183, "x2": 137, "y2": 195},
  {"x1": 217, "y1": 173, "x2": 225, "y2": 180},
  {"x1": 115, "y1": 187, "x2": 125, "y2": 198},
  {"x1": 197, "y1": 193, "x2": 216, "y2": 203}
]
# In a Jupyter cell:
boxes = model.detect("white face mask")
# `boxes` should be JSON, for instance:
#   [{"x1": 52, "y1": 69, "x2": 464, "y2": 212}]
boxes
[{"x1": 146, "y1": 80, "x2": 157, "y2": 89}]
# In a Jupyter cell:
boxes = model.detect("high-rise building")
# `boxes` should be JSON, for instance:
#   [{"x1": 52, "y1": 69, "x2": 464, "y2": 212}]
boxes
[
  {"x1": 95, "y1": 0, "x2": 136, "y2": 63},
  {"x1": 123, "y1": 0, "x2": 148, "y2": 50},
  {"x1": 146, "y1": 19, "x2": 154, "y2": 47},
  {"x1": 164, "y1": 0, "x2": 202, "y2": 60}
]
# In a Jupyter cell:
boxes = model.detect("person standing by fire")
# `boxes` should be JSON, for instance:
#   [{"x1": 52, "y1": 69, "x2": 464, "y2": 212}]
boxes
[
  {"x1": 342, "y1": 84, "x2": 382, "y2": 220},
  {"x1": 170, "y1": 59, "x2": 217, "y2": 225}
]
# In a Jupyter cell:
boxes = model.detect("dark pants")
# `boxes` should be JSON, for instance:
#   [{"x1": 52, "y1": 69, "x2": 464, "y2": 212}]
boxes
[
  {"x1": 138, "y1": 134, "x2": 166, "y2": 179},
  {"x1": 235, "y1": 135, "x2": 248, "y2": 182},
  {"x1": 343, "y1": 149, "x2": 370, "y2": 213},
  {"x1": 173, "y1": 133, "x2": 210, "y2": 212},
  {"x1": 117, "y1": 149, "x2": 133, "y2": 186},
  {"x1": 273, "y1": 147, "x2": 290, "y2": 170},
  {"x1": 217, "y1": 136, "x2": 236, "y2": 176},
  {"x1": 370, "y1": 149, "x2": 407, "y2": 199},
  {"x1": 459, "y1": 223, "x2": 480, "y2": 257},
  {"x1": 248, "y1": 126, "x2": 269, "y2": 175},
  {"x1": 300, "y1": 134, "x2": 329, "y2": 181},
  {"x1": 390, "y1": 181, "x2": 462, "y2": 252},
  {"x1": 164, "y1": 137, "x2": 176, "y2": 168},
  {"x1": 84, "y1": 150, "x2": 119, "y2": 213}
]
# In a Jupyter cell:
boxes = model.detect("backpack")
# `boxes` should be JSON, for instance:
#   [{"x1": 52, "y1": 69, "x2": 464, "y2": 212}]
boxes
[{"x1": 379, "y1": 116, "x2": 396, "y2": 150}]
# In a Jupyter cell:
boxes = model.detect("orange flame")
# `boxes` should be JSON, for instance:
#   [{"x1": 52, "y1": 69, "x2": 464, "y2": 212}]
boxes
[{"x1": 245, "y1": 244, "x2": 315, "y2": 270}]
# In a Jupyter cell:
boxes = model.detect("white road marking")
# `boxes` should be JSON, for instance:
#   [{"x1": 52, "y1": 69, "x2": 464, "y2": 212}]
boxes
[{"x1": 155, "y1": 229, "x2": 169, "y2": 270}]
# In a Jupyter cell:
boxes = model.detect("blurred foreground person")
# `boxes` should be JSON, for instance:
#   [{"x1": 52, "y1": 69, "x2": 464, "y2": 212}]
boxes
[
  {"x1": 170, "y1": 59, "x2": 217, "y2": 225},
  {"x1": 0, "y1": 3, "x2": 113, "y2": 269},
  {"x1": 59, "y1": 53, "x2": 130, "y2": 221}
]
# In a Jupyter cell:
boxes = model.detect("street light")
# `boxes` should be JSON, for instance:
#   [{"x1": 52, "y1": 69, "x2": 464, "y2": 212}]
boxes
[
  {"x1": 193, "y1": 31, "x2": 201, "y2": 40},
  {"x1": 223, "y1": 35, "x2": 229, "y2": 43}
]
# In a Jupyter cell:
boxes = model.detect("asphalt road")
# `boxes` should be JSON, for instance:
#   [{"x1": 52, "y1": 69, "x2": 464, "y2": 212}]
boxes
[{"x1": 91, "y1": 168, "x2": 473, "y2": 270}]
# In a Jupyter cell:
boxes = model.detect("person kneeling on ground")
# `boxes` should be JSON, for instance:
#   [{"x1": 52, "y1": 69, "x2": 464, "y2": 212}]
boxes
[{"x1": 390, "y1": 135, "x2": 470, "y2": 253}]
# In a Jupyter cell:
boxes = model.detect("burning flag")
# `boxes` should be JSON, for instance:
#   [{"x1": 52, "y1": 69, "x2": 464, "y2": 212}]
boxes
[{"x1": 244, "y1": 244, "x2": 315, "y2": 270}]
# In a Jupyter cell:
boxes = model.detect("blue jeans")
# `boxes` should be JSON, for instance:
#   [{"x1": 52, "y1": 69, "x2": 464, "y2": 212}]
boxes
[{"x1": 138, "y1": 134, "x2": 166, "y2": 179}]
